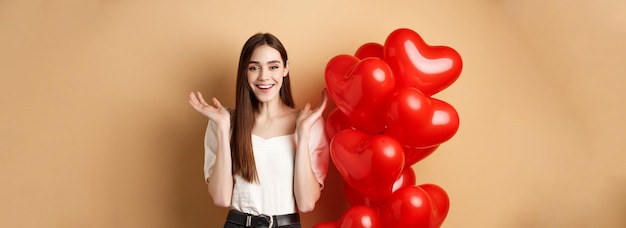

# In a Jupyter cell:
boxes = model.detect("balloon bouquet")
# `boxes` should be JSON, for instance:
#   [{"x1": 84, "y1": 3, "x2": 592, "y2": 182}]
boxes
[{"x1": 315, "y1": 28, "x2": 462, "y2": 228}]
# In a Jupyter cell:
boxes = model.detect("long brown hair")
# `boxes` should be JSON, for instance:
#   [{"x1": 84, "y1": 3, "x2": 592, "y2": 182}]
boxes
[{"x1": 231, "y1": 33, "x2": 295, "y2": 183}]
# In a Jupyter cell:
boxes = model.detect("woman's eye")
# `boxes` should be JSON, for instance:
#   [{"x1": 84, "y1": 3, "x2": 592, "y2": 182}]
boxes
[
  {"x1": 248, "y1": 66, "x2": 259, "y2": 71},
  {"x1": 270, "y1": 66, "x2": 279, "y2": 70}
]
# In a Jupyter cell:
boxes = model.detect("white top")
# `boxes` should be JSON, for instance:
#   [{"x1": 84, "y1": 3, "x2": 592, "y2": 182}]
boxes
[{"x1": 203, "y1": 119, "x2": 329, "y2": 215}]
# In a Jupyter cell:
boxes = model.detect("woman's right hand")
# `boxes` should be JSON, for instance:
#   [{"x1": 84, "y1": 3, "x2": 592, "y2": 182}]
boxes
[{"x1": 188, "y1": 92, "x2": 230, "y2": 128}]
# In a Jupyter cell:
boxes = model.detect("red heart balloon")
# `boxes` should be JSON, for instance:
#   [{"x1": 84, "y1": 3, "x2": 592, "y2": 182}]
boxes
[
  {"x1": 419, "y1": 184, "x2": 450, "y2": 227},
  {"x1": 380, "y1": 186, "x2": 435, "y2": 228},
  {"x1": 392, "y1": 167, "x2": 416, "y2": 192},
  {"x1": 325, "y1": 108, "x2": 353, "y2": 140},
  {"x1": 337, "y1": 205, "x2": 382, "y2": 228},
  {"x1": 344, "y1": 182, "x2": 376, "y2": 208},
  {"x1": 404, "y1": 145, "x2": 439, "y2": 167},
  {"x1": 355, "y1": 42, "x2": 384, "y2": 59},
  {"x1": 331, "y1": 129, "x2": 405, "y2": 203},
  {"x1": 384, "y1": 28, "x2": 463, "y2": 96},
  {"x1": 344, "y1": 167, "x2": 415, "y2": 208},
  {"x1": 385, "y1": 87, "x2": 459, "y2": 148},
  {"x1": 325, "y1": 55, "x2": 396, "y2": 134}
]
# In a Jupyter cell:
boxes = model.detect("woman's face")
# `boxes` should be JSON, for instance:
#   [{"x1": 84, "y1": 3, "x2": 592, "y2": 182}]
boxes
[{"x1": 247, "y1": 44, "x2": 289, "y2": 104}]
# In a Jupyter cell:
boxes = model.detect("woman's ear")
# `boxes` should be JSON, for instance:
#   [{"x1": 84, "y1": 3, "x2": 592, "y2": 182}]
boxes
[{"x1": 283, "y1": 60, "x2": 289, "y2": 77}]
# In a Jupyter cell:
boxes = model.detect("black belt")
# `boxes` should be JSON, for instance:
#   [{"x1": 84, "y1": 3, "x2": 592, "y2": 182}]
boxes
[{"x1": 226, "y1": 209, "x2": 300, "y2": 227}]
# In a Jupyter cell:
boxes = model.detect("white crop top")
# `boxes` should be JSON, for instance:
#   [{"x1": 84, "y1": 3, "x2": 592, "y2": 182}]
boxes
[{"x1": 203, "y1": 119, "x2": 329, "y2": 215}]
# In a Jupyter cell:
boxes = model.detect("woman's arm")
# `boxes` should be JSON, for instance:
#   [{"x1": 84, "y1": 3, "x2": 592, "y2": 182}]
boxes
[
  {"x1": 294, "y1": 127, "x2": 322, "y2": 212},
  {"x1": 189, "y1": 92, "x2": 234, "y2": 207},
  {"x1": 206, "y1": 122, "x2": 234, "y2": 207},
  {"x1": 294, "y1": 90, "x2": 328, "y2": 212}
]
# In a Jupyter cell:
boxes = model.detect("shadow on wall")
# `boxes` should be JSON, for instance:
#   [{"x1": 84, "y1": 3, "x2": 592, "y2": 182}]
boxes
[
  {"x1": 168, "y1": 114, "x2": 227, "y2": 227},
  {"x1": 608, "y1": 179, "x2": 626, "y2": 227},
  {"x1": 170, "y1": 51, "x2": 235, "y2": 227},
  {"x1": 136, "y1": 34, "x2": 225, "y2": 227}
]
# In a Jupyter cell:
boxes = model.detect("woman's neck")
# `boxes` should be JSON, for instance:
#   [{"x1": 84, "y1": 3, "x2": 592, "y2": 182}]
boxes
[
  {"x1": 256, "y1": 100, "x2": 292, "y2": 121},
  {"x1": 253, "y1": 100, "x2": 298, "y2": 138}
]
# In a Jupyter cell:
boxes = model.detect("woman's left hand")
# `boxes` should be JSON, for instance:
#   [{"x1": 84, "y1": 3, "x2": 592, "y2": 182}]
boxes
[{"x1": 296, "y1": 89, "x2": 328, "y2": 137}]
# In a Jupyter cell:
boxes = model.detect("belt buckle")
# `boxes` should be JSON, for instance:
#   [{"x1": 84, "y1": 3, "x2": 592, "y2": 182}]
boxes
[
  {"x1": 259, "y1": 214, "x2": 274, "y2": 227},
  {"x1": 245, "y1": 215, "x2": 251, "y2": 227}
]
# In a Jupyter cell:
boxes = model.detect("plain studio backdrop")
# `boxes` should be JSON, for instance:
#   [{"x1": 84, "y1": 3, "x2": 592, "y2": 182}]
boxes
[{"x1": 1, "y1": 0, "x2": 625, "y2": 227}]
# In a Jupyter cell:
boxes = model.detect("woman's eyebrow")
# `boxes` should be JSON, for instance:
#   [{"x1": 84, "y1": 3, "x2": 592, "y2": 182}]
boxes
[{"x1": 248, "y1": 60, "x2": 282, "y2": 64}]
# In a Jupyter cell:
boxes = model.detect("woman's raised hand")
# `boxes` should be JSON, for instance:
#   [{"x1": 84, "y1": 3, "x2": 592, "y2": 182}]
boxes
[
  {"x1": 296, "y1": 89, "x2": 328, "y2": 136},
  {"x1": 188, "y1": 91, "x2": 231, "y2": 127}
]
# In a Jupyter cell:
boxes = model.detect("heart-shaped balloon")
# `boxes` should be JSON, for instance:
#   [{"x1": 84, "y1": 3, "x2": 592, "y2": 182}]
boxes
[
  {"x1": 385, "y1": 87, "x2": 460, "y2": 148},
  {"x1": 355, "y1": 42, "x2": 384, "y2": 59},
  {"x1": 331, "y1": 129, "x2": 405, "y2": 203},
  {"x1": 344, "y1": 167, "x2": 416, "y2": 208},
  {"x1": 419, "y1": 184, "x2": 450, "y2": 227},
  {"x1": 343, "y1": 182, "x2": 375, "y2": 208},
  {"x1": 392, "y1": 167, "x2": 417, "y2": 192},
  {"x1": 325, "y1": 55, "x2": 396, "y2": 134},
  {"x1": 384, "y1": 28, "x2": 463, "y2": 96},
  {"x1": 404, "y1": 145, "x2": 439, "y2": 167},
  {"x1": 337, "y1": 205, "x2": 382, "y2": 228},
  {"x1": 325, "y1": 108, "x2": 352, "y2": 140},
  {"x1": 380, "y1": 186, "x2": 435, "y2": 228}
]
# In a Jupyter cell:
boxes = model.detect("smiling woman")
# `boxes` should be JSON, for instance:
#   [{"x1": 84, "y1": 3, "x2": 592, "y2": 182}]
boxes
[
  {"x1": 188, "y1": 33, "x2": 330, "y2": 228},
  {"x1": 246, "y1": 45, "x2": 290, "y2": 104}
]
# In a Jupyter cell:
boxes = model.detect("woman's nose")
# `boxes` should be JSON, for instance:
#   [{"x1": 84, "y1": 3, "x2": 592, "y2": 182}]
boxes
[{"x1": 258, "y1": 68, "x2": 270, "y2": 80}]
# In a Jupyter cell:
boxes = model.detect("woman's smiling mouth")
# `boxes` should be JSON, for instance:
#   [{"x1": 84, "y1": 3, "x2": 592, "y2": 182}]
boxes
[{"x1": 257, "y1": 84, "x2": 274, "y2": 89}]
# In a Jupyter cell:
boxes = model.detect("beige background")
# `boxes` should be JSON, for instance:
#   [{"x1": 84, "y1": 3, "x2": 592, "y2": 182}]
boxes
[{"x1": 1, "y1": 0, "x2": 625, "y2": 227}]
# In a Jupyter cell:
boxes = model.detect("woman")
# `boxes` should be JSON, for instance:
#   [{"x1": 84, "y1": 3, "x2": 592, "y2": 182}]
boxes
[{"x1": 188, "y1": 33, "x2": 329, "y2": 228}]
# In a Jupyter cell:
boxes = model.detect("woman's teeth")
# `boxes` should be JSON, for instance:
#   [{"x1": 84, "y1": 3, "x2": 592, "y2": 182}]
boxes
[{"x1": 258, "y1": 85, "x2": 273, "y2": 89}]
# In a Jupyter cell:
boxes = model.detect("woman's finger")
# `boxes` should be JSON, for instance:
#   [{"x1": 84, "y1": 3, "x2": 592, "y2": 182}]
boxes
[
  {"x1": 312, "y1": 90, "x2": 328, "y2": 115},
  {"x1": 196, "y1": 91, "x2": 209, "y2": 106},
  {"x1": 188, "y1": 99, "x2": 199, "y2": 109},
  {"x1": 302, "y1": 103, "x2": 311, "y2": 113},
  {"x1": 212, "y1": 97, "x2": 223, "y2": 109},
  {"x1": 189, "y1": 92, "x2": 201, "y2": 105}
]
